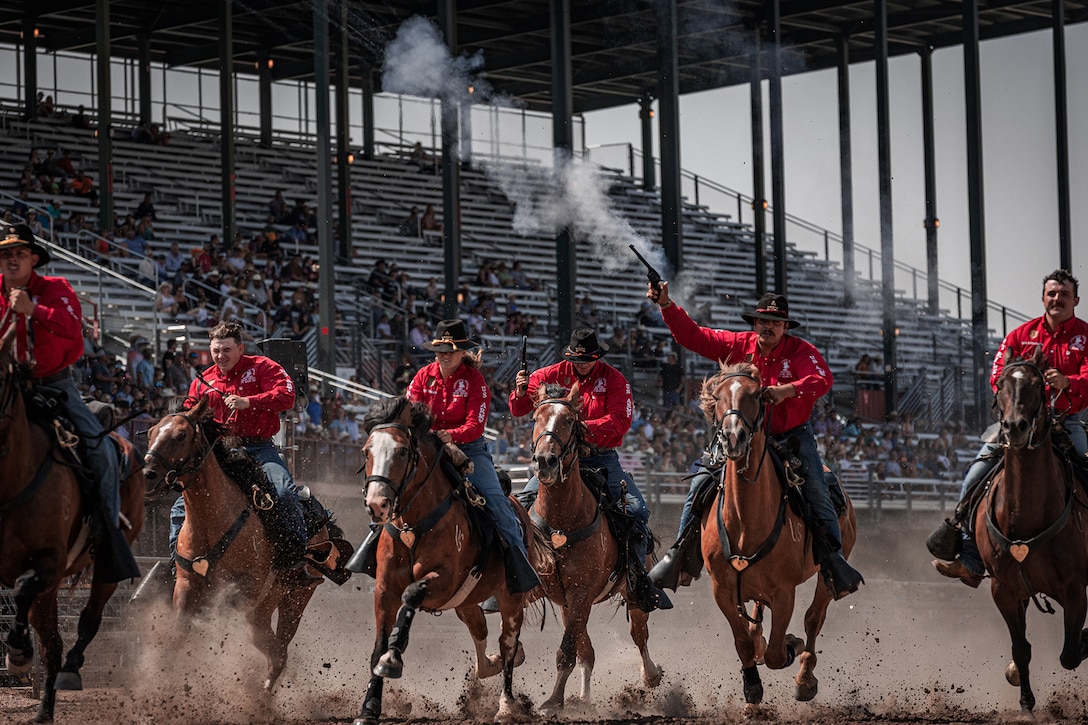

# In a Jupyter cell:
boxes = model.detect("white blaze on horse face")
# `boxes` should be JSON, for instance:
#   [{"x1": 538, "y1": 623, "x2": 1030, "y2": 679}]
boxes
[
  {"x1": 364, "y1": 432, "x2": 399, "y2": 522},
  {"x1": 718, "y1": 379, "x2": 749, "y2": 457}
]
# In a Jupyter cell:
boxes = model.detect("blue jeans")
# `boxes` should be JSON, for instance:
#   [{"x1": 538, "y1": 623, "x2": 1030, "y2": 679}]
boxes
[
  {"x1": 960, "y1": 416, "x2": 1088, "y2": 500},
  {"x1": 459, "y1": 438, "x2": 532, "y2": 563},
  {"x1": 46, "y1": 376, "x2": 120, "y2": 526},
  {"x1": 676, "y1": 423, "x2": 841, "y2": 552},
  {"x1": 521, "y1": 448, "x2": 652, "y2": 562},
  {"x1": 170, "y1": 440, "x2": 306, "y2": 556}
]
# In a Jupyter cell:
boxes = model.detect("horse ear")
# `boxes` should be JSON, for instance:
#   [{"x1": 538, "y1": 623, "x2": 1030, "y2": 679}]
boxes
[
  {"x1": 1003, "y1": 347, "x2": 1015, "y2": 366},
  {"x1": 190, "y1": 395, "x2": 210, "y2": 418},
  {"x1": 568, "y1": 380, "x2": 581, "y2": 409}
]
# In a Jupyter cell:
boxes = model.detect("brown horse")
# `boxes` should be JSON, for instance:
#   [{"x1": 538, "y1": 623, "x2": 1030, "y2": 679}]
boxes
[
  {"x1": 700, "y1": 362, "x2": 857, "y2": 711},
  {"x1": 354, "y1": 397, "x2": 549, "y2": 725},
  {"x1": 142, "y1": 396, "x2": 344, "y2": 691},
  {"x1": 973, "y1": 350, "x2": 1088, "y2": 714},
  {"x1": 0, "y1": 329, "x2": 144, "y2": 724},
  {"x1": 528, "y1": 382, "x2": 662, "y2": 714}
]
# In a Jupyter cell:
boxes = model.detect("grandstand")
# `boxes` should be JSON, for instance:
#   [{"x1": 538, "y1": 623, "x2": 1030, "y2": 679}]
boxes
[{"x1": 3, "y1": 110, "x2": 997, "y2": 428}]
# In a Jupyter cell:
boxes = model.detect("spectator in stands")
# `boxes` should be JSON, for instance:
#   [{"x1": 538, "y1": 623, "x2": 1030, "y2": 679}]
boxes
[
  {"x1": 268, "y1": 190, "x2": 289, "y2": 224},
  {"x1": 162, "y1": 241, "x2": 185, "y2": 281},
  {"x1": 37, "y1": 94, "x2": 55, "y2": 117},
  {"x1": 71, "y1": 105, "x2": 91, "y2": 130},
  {"x1": 494, "y1": 261, "x2": 514, "y2": 288},
  {"x1": 57, "y1": 149, "x2": 76, "y2": 177},
  {"x1": 647, "y1": 284, "x2": 864, "y2": 601},
  {"x1": 285, "y1": 221, "x2": 309, "y2": 246},
  {"x1": 408, "y1": 318, "x2": 431, "y2": 351},
  {"x1": 659, "y1": 352, "x2": 684, "y2": 409},
  {"x1": 392, "y1": 353, "x2": 416, "y2": 395},
  {"x1": 934, "y1": 269, "x2": 1088, "y2": 587},
  {"x1": 374, "y1": 313, "x2": 393, "y2": 340},
  {"x1": 509, "y1": 260, "x2": 535, "y2": 291},
  {"x1": 70, "y1": 170, "x2": 98, "y2": 206},
  {"x1": 420, "y1": 203, "x2": 443, "y2": 233},
  {"x1": 327, "y1": 407, "x2": 356, "y2": 441},
  {"x1": 135, "y1": 347, "x2": 156, "y2": 390},
  {"x1": 398, "y1": 206, "x2": 420, "y2": 237},
  {"x1": 366, "y1": 259, "x2": 390, "y2": 295},
  {"x1": 136, "y1": 253, "x2": 159, "y2": 288},
  {"x1": 409, "y1": 141, "x2": 437, "y2": 171},
  {"x1": 577, "y1": 293, "x2": 599, "y2": 328},
  {"x1": 284, "y1": 288, "x2": 314, "y2": 340},
  {"x1": 509, "y1": 327, "x2": 669, "y2": 612},
  {"x1": 134, "y1": 192, "x2": 156, "y2": 221},
  {"x1": 91, "y1": 350, "x2": 121, "y2": 395}
]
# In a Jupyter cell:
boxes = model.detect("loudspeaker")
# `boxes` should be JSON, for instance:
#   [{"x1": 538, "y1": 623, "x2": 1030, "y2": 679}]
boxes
[{"x1": 257, "y1": 338, "x2": 308, "y2": 395}]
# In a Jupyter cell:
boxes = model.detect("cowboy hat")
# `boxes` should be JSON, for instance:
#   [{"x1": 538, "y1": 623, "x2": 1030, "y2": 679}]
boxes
[
  {"x1": 0, "y1": 223, "x2": 50, "y2": 267},
  {"x1": 563, "y1": 328, "x2": 609, "y2": 362},
  {"x1": 423, "y1": 319, "x2": 480, "y2": 352},
  {"x1": 741, "y1": 293, "x2": 801, "y2": 329}
]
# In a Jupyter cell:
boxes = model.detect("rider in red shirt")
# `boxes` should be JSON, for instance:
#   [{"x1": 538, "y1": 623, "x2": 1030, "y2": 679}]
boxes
[
  {"x1": 510, "y1": 328, "x2": 671, "y2": 612},
  {"x1": 933, "y1": 269, "x2": 1088, "y2": 586},
  {"x1": 647, "y1": 284, "x2": 864, "y2": 600},
  {"x1": 0, "y1": 223, "x2": 139, "y2": 583},
  {"x1": 169, "y1": 321, "x2": 308, "y2": 570}
]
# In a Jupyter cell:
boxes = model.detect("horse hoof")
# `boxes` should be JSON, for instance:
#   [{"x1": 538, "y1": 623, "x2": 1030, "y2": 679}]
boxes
[
  {"x1": 743, "y1": 682, "x2": 764, "y2": 705},
  {"x1": 795, "y1": 679, "x2": 818, "y2": 702},
  {"x1": 6, "y1": 651, "x2": 34, "y2": 676},
  {"x1": 644, "y1": 663, "x2": 664, "y2": 689},
  {"x1": 54, "y1": 671, "x2": 83, "y2": 691},
  {"x1": 1005, "y1": 661, "x2": 1020, "y2": 686},
  {"x1": 352, "y1": 718, "x2": 378, "y2": 725},
  {"x1": 538, "y1": 697, "x2": 564, "y2": 717},
  {"x1": 374, "y1": 651, "x2": 403, "y2": 679}
]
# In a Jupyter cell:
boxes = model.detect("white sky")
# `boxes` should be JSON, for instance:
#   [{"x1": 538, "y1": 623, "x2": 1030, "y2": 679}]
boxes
[{"x1": 584, "y1": 24, "x2": 1088, "y2": 326}]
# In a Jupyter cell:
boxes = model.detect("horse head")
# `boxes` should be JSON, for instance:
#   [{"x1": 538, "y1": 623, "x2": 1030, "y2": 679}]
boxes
[
  {"x1": 996, "y1": 348, "x2": 1050, "y2": 450},
  {"x1": 701, "y1": 362, "x2": 765, "y2": 462},
  {"x1": 359, "y1": 397, "x2": 434, "y2": 523},
  {"x1": 143, "y1": 396, "x2": 216, "y2": 494},
  {"x1": 531, "y1": 382, "x2": 587, "y2": 486}
]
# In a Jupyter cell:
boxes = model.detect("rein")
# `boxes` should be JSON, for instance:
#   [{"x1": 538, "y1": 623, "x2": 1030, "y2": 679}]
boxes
[
  {"x1": 144, "y1": 412, "x2": 217, "y2": 492},
  {"x1": 531, "y1": 398, "x2": 582, "y2": 486}
]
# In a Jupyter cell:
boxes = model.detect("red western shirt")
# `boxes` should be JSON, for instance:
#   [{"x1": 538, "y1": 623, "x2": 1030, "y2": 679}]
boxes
[
  {"x1": 990, "y1": 314, "x2": 1088, "y2": 415},
  {"x1": 187, "y1": 354, "x2": 295, "y2": 438},
  {"x1": 0, "y1": 271, "x2": 83, "y2": 377},
  {"x1": 509, "y1": 360, "x2": 633, "y2": 449},
  {"x1": 406, "y1": 361, "x2": 489, "y2": 444},
  {"x1": 662, "y1": 303, "x2": 832, "y2": 434}
]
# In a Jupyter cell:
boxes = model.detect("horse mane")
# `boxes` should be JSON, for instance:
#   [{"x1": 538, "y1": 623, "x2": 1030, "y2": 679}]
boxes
[
  {"x1": 362, "y1": 397, "x2": 441, "y2": 449},
  {"x1": 700, "y1": 361, "x2": 761, "y2": 422},
  {"x1": 181, "y1": 398, "x2": 269, "y2": 493}
]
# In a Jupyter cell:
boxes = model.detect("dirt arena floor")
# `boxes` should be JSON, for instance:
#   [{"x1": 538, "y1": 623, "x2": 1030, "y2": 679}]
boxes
[{"x1": 5, "y1": 499, "x2": 1088, "y2": 724}]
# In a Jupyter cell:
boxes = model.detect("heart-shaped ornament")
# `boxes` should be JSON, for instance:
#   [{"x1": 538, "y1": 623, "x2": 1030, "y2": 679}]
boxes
[
  {"x1": 1009, "y1": 543, "x2": 1029, "y2": 562},
  {"x1": 192, "y1": 558, "x2": 210, "y2": 577},
  {"x1": 731, "y1": 558, "x2": 749, "y2": 572},
  {"x1": 551, "y1": 532, "x2": 568, "y2": 547},
  {"x1": 400, "y1": 530, "x2": 416, "y2": 548}
]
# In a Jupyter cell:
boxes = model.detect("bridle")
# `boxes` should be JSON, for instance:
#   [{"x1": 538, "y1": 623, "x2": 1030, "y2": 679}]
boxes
[
  {"x1": 364, "y1": 422, "x2": 444, "y2": 520},
  {"x1": 531, "y1": 398, "x2": 582, "y2": 486},
  {"x1": 144, "y1": 412, "x2": 216, "y2": 493},
  {"x1": 995, "y1": 359, "x2": 1051, "y2": 451},
  {"x1": 709, "y1": 371, "x2": 769, "y2": 482}
]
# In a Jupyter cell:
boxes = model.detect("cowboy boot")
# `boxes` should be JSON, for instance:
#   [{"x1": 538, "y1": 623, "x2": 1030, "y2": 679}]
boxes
[
  {"x1": 820, "y1": 551, "x2": 865, "y2": 600},
  {"x1": 345, "y1": 526, "x2": 381, "y2": 576},
  {"x1": 933, "y1": 532, "x2": 984, "y2": 588}
]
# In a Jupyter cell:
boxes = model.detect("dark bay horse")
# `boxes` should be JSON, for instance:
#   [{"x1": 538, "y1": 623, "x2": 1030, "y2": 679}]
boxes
[
  {"x1": 973, "y1": 350, "x2": 1088, "y2": 714},
  {"x1": 529, "y1": 383, "x2": 662, "y2": 715},
  {"x1": 355, "y1": 397, "x2": 550, "y2": 725},
  {"x1": 701, "y1": 362, "x2": 857, "y2": 712},
  {"x1": 0, "y1": 329, "x2": 145, "y2": 723},
  {"x1": 142, "y1": 396, "x2": 345, "y2": 691}
]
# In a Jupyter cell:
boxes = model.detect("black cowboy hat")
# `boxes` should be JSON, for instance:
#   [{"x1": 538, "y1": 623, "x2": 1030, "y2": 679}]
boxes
[
  {"x1": 0, "y1": 223, "x2": 50, "y2": 267},
  {"x1": 741, "y1": 293, "x2": 801, "y2": 329},
  {"x1": 423, "y1": 319, "x2": 480, "y2": 352},
  {"x1": 563, "y1": 328, "x2": 609, "y2": 362}
]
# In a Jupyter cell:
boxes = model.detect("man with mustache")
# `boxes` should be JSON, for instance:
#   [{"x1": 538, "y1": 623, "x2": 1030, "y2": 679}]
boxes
[
  {"x1": 933, "y1": 269, "x2": 1088, "y2": 587},
  {"x1": 646, "y1": 283, "x2": 864, "y2": 600}
]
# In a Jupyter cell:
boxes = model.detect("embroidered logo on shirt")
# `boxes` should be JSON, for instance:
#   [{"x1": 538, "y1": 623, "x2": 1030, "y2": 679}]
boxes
[
  {"x1": 453, "y1": 379, "x2": 469, "y2": 397},
  {"x1": 241, "y1": 368, "x2": 257, "y2": 385},
  {"x1": 593, "y1": 377, "x2": 606, "y2": 393},
  {"x1": 780, "y1": 360, "x2": 792, "y2": 380},
  {"x1": 1071, "y1": 335, "x2": 1086, "y2": 353}
]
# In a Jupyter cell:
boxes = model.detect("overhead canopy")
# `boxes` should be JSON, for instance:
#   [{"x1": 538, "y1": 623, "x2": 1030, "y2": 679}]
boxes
[{"x1": 2, "y1": 0, "x2": 1086, "y2": 113}]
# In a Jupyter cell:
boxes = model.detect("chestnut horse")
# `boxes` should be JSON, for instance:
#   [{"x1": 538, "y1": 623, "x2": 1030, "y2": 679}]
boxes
[
  {"x1": 0, "y1": 329, "x2": 144, "y2": 723},
  {"x1": 701, "y1": 362, "x2": 856, "y2": 711},
  {"x1": 529, "y1": 383, "x2": 662, "y2": 714},
  {"x1": 973, "y1": 350, "x2": 1088, "y2": 714},
  {"x1": 355, "y1": 397, "x2": 549, "y2": 725},
  {"x1": 142, "y1": 397, "x2": 344, "y2": 691}
]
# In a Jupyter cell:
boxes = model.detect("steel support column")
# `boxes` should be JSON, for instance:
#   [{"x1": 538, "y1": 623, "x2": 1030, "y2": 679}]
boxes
[
  {"x1": 439, "y1": 0, "x2": 464, "y2": 322},
  {"x1": 768, "y1": 0, "x2": 788, "y2": 295},
  {"x1": 921, "y1": 46, "x2": 940, "y2": 315},
  {"x1": 23, "y1": 17, "x2": 37, "y2": 121},
  {"x1": 335, "y1": 0, "x2": 352, "y2": 263},
  {"x1": 750, "y1": 29, "x2": 766, "y2": 297},
  {"x1": 361, "y1": 70, "x2": 375, "y2": 160},
  {"x1": 875, "y1": 0, "x2": 898, "y2": 417},
  {"x1": 656, "y1": 0, "x2": 682, "y2": 276},
  {"x1": 837, "y1": 35, "x2": 855, "y2": 308},
  {"x1": 95, "y1": 0, "x2": 113, "y2": 232},
  {"x1": 218, "y1": 0, "x2": 236, "y2": 248},
  {"x1": 258, "y1": 49, "x2": 273, "y2": 148},
  {"x1": 1053, "y1": 0, "x2": 1072, "y2": 270},
  {"x1": 138, "y1": 34, "x2": 152, "y2": 125},
  {"x1": 551, "y1": 0, "x2": 575, "y2": 344},
  {"x1": 639, "y1": 96, "x2": 655, "y2": 192},
  {"x1": 313, "y1": 0, "x2": 336, "y2": 373},
  {"x1": 963, "y1": 0, "x2": 989, "y2": 430}
]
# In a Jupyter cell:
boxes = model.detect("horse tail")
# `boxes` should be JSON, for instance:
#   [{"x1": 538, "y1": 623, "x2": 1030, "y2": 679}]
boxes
[{"x1": 527, "y1": 523, "x2": 556, "y2": 579}]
